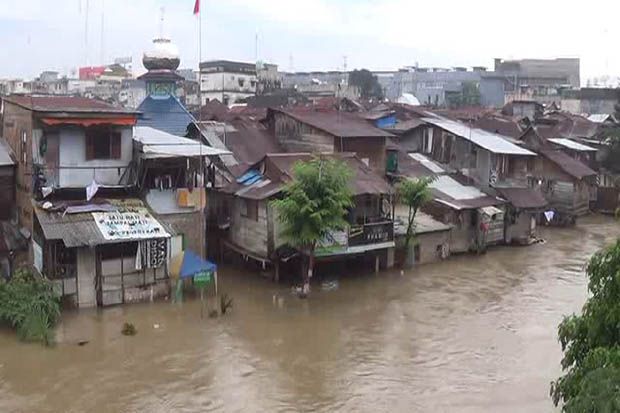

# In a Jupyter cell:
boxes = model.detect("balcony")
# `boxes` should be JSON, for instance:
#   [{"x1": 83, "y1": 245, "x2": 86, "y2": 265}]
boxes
[
  {"x1": 37, "y1": 165, "x2": 133, "y2": 189},
  {"x1": 317, "y1": 220, "x2": 395, "y2": 257}
]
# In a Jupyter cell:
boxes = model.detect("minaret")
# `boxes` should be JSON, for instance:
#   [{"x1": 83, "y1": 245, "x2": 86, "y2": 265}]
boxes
[{"x1": 138, "y1": 36, "x2": 183, "y2": 97}]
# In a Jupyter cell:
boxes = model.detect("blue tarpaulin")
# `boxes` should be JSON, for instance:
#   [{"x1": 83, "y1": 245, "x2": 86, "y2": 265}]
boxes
[{"x1": 179, "y1": 250, "x2": 217, "y2": 279}]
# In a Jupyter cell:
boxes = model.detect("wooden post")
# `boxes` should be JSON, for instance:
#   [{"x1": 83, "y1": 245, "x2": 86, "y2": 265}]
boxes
[
  {"x1": 214, "y1": 270, "x2": 218, "y2": 296},
  {"x1": 375, "y1": 254, "x2": 380, "y2": 274},
  {"x1": 274, "y1": 261, "x2": 280, "y2": 283}
]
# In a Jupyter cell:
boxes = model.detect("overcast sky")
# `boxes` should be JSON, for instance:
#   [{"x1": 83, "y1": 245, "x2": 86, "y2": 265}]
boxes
[{"x1": 0, "y1": 0, "x2": 617, "y2": 82}]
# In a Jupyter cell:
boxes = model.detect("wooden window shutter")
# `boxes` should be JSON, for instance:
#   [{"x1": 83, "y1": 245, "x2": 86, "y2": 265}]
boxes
[
  {"x1": 110, "y1": 132, "x2": 121, "y2": 159},
  {"x1": 85, "y1": 132, "x2": 95, "y2": 160}
]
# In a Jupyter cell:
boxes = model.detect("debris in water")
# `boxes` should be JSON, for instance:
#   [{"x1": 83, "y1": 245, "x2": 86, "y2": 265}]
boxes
[
  {"x1": 121, "y1": 322, "x2": 137, "y2": 336},
  {"x1": 153, "y1": 324, "x2": 160, "y2": 329},
  {"x1": 208, "y1": 309, "x2": 219, "y2": 318},
  {"x1": 220, "y1": 294, "x2": 233, "y2": 315},
  {"x1": 321, "y1": 280, "x2": 339, "y2": 291},
  {"x1": 77, "y1": 340, "x2": 89, "y2": 346}
]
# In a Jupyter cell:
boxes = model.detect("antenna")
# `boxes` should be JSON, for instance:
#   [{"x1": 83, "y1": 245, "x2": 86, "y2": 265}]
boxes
[
  {"x1": 84, "y1": 0, "x2": 90, "y2": 65},
  {"x1": 255, "y1": 31, "x2": 259, "y2": 63},
  {"x1": 100, "y1": 0, "x2": 105, "y2": 65},
  {"x1": 159, "y1": 6, "x2": 166, "y2": 38}
]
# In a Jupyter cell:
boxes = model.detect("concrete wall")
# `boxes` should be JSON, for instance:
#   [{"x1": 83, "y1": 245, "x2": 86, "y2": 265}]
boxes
[
  {"x1": 414, "y1": 230, "x2": 451, "y2": 264},
  {"x1": 505, "y1": 211, "x2": 536, "y2": 244},
  {"x1": 200, "y1": 72, "x2": 257, "y2": 105},
  {"x1": 55, "y1": 126, "x2": 132, "y2": 187},
  {"x1": 77, "y1": 247, "x2": 96, "y2": 308}
]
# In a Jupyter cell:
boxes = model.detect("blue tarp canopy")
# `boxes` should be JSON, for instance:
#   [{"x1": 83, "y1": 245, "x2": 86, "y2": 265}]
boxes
[{"x1": 179, "y1": 250, "x2": 217, "y2": 279}]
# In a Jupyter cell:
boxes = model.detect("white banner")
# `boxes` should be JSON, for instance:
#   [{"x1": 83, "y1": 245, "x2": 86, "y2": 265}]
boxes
[{"x1": 93, "y1": 209, "x2": 170, "y2": 241}]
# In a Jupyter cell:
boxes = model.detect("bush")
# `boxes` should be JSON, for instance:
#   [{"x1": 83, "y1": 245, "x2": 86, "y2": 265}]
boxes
[{"x1": 0, "y1": 268, "x2": 61, "y2": 346}]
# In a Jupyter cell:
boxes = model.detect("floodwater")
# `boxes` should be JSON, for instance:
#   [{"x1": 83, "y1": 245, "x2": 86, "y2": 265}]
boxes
[{"x1": 0, "y1": 216, "x2": 618, "y2": 413}]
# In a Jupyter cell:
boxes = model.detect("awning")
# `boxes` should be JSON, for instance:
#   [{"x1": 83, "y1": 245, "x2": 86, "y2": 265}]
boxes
[
  {"x1": 41, "y1": 117, "x2": 137, "y2": 127},
  {"x1": 134, "y1": 126, "x2": 231, "y2": 158}
]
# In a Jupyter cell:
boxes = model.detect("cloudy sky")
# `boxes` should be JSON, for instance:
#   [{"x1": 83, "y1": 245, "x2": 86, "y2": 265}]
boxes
[{"x1": 0, "y1": 0, "x2": 617, "y2": 82}]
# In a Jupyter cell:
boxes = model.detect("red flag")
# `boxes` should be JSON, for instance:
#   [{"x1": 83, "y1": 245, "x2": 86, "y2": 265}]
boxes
[{"x1": 193, "y1": 0, "x2": 200, "y2": 15}]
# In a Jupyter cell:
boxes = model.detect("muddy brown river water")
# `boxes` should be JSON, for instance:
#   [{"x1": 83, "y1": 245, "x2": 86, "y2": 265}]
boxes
[{"x1": 0, "y1": 216, "x2": 618, "y2": 413}]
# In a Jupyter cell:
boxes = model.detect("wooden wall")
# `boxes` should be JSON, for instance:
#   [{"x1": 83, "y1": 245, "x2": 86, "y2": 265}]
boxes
[{"x1": 230, "y1": 197, "x2": 270, "y2": 258}]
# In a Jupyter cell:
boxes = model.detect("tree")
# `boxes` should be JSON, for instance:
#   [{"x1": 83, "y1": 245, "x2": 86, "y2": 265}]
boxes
[
  {"x1": 348, "y1": 69, "x2": 384, "y2": 100},
  {"x1": 396, "y1": 177, "x2": 434, "y2": 266},
  {"x1": 271, "y1": 156, "x2": 353, "y2": 295},
  {"x1": 551, "y1": 240, "x2": 620, "y2": 411}
]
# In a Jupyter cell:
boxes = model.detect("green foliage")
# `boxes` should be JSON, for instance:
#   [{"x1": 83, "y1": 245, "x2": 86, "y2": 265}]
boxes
[
  {"x1": 551, "y1": 240, "x2": 620, "y2": 411},
  {"x1": 446, "y1": 81, "x2": 481, "y2": 108},
  {"x1": 348, "y1": 69, "x2": 384, "y2": 100},
  {"x1": 0, "y1": 268, "x2": 60, "y2": 346},
  {"x1": 397, "y1": 177, "x2": 434, "y2": 252},
  {"x1": 271, "y1": 156, "x2": 353, "y2": 251}
]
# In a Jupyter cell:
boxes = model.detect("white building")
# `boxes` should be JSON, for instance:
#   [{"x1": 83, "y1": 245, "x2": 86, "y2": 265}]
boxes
[{"x1": 199, "y1": 60, "x2": 257, "y2": 106}]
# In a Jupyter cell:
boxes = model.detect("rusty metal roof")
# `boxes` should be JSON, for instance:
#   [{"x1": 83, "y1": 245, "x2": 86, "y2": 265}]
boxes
[
  {"x1": 495, "y1": 187, "x2": 548, "y2": 209},
  {"x1": 3, "y1": 95, "x2": 136, "y2": 114},
  {"x1": 474, "y1": 114, "x2": 524, "y2": 139},
  {"x1": 540, "y1": 149, "x2": 596, "y2": 180},
  {"x1": 223, "y1": 119, "x2": 283, "y2": 165},
  {"x1": 271, "y1": 108, "x2": 394, "y2": 138},
  {"x1": 34, "y1": 199, "x2": 176, "y2": 248},
  {"x1": 224, "y1": 152, "x2": 392, "y2": 200}
]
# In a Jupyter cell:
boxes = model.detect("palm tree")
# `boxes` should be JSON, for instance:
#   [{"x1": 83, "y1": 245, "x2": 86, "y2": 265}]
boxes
[{"x1": 397, "y1": 177, "x2": 434, "y2": 267}]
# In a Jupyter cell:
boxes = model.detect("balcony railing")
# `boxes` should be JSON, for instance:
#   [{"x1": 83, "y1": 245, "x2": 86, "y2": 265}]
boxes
[
  {"x1": 348, "y1": 221, "x2": 394, "y2": 247},
  {"x1": 36, "y1": 165, "x2": 134, "y2": 189}
]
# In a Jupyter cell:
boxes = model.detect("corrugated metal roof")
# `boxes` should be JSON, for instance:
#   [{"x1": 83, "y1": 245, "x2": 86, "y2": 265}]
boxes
[
  {"x1": 0, "y1": 139, "x2": 15, "y2": 166},
  {"x1": 133, "y1": 126, "x2": 231, "y2": 158},
  {"x1": 548, "y1": 138, "x2": 597, "y2": 152},
  {"x1": 272, "y1": 108, "x2": 394, "y2": 138},
  {"x1": 3, "y1": 95, "x2": 135, "y2": 114},
  {"x1": 136, "y1": 95, "x2": 195, "y2": 137},
  {"x1": 495, "y1": 187, "x2": 548, "y2": 209},
  {"x1": 34, "y1": 199, "x2": 176, "y2": 248},
  {"x1": 223, "y1": 153, "x2": 392, "y2": 199},
  {"x1": 422, "y1": 116, "x2": 535, "y2": 156},
  {"x1": 540, "y1": 149, "x2": 596, "y2": 180},
  {"x1": 409, "y1": 153, "x2": 445, "y2": 174},
  {"x1": 431, "y1": 175, "x2": 487, "y2": 200}
]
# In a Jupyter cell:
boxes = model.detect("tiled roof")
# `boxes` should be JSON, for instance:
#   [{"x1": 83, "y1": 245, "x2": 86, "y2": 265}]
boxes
[
  {"x1": 137, "y1": 95, "x2": 195, "y2": 137},
  {"x1": 3, "y1": 95, "x2": 134, "y2": 114}
]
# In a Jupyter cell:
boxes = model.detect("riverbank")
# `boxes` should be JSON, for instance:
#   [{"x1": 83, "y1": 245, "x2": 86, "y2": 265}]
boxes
[{"x1": 0, "y1": 215, "x2": 616, "y2": 412}]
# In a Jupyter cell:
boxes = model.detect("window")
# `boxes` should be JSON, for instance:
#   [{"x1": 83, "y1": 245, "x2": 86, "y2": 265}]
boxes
[
  {"x1": 240, "y1": 199, "x2": 258, "y2": 221},
  {"x1": 238, "y1": 78, "x2": 245, "y2": 88},
  {"x1": 85, "y1": 127, "x2": 121, "y2": 160}
]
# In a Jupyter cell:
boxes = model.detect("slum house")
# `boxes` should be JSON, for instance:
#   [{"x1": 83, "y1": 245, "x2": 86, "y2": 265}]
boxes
[
  {"x1": 0, "y1": 139, "x2": 26, "y2": 278},
  {"x1": 419, "y1": 115, "x2": 536, "y2": 188},
  {"x1": 393, "y1": 211, "x2": 451, "y2": 265},
  {"x1": 266, "y1": 108, "x2": 395, "y2": 171},
  {"x1": 394, "y1": 152, "x2": 506, "y2": 253},
  {"x1": 494, "y1": 187, "x2": 547, "y2": 245},
  {"x1": 214, "y1": 153, "x2": 396, "y2": 278},
  {"x1": 0, "y1": 95, "x2": 181, "y2": 307},
  {"x1": 519, "y1": 126, "x2": 597, "y2": 219},
  {"x1": 133, "y1": 126, "x2": 230, "y2": 256}
]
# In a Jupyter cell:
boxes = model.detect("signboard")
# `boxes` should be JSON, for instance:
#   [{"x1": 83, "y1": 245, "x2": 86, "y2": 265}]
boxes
[
  {"x1": 193, "y1": 271, "x2": 212, "y2": 287},
  {"x1": 348, "y1": 222, "x2": 394, "y2": 247},
  {"x1": 92, "y1": 209, "x2": 170, "y2": 241}
]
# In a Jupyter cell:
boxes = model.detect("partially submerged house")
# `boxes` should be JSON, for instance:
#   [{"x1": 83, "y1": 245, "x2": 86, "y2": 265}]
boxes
[
  {"x1": 495, "y1": 187, "x2": 547, "y2": 244},
  {"x1": 419, "y1": 115, "x2": 536, "y2": 188},
  {"x1": 393, "y1": 152, "x2": 505, "y2": 253},
  {"x1": 520, "y1": 126, "x2": 597, "y2": 219},
  {"x1": 214, "y1": 153, "x2": 395, "y2": 277}
]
